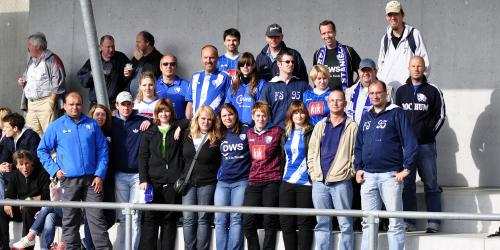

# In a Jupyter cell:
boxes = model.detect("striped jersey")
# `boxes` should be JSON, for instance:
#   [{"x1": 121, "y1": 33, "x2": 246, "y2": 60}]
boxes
[
  {"x1": 303, "y1": 88, "x2": 331, "y2": 126},
  {"x1": 217, "y1": 54, "x2": 239, "y2": 77},
  {"x1": 283, "y1": 129, "x2": 311, "y2": 185},
  {"x1": 187, "y1": 70, "x2": 231, "y2": 113},
  {"x1": 134, "y1": 98, "x2": 159, "y2": 119}
]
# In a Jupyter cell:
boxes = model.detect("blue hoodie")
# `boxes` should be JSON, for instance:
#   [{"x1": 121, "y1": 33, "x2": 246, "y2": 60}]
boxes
[
  {"x1": 37, "y1": 114, "x2": 108, "y2": 179},
  {"x1": 354, "y1": 103, "x2": 417, "y2": 173},
  {"x1": 109, "y1": 110, "x2": 149, "y2": 173}
]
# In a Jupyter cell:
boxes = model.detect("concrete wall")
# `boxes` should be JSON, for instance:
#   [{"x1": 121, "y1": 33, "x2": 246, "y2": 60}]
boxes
[
  {"x1": 1, "y1": 0, "x2": 499, "y2": 187},
  {"x1": 0, "y1": 0, "x2": 29, "y2": 113}
]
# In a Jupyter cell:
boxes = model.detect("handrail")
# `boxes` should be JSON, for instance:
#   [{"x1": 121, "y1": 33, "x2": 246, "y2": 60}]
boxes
[{"x1": 2, "y1": 200, "x2": 500, "y2": 250}]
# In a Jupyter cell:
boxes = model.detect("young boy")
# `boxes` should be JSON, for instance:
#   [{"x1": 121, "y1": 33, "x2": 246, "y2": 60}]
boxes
[{"x1": 0, "y1": 149, "x2": 50, "y2": 250}]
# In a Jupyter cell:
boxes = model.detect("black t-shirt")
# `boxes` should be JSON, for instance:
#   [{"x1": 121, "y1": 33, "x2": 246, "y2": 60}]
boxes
[
  {"x1": 391, "y1": 26, "x2": 405, "y2": 48},
  {"x1": 313, "y1": 45, "x2": 361, "y2": 89}
]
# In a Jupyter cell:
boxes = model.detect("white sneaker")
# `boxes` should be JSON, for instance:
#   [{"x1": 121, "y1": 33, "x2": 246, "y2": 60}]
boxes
[{"x1": 12, "y1": 236, "x2": 35, "y2": 248}]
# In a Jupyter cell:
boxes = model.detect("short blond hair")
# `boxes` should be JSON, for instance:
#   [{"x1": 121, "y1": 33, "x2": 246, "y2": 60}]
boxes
[{"x1": 309, "y1": 65, "x2": 330, "y2": 83}]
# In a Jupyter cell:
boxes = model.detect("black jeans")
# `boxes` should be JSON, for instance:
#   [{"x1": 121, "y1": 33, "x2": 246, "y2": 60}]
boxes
[
  {"x1": 243, "y1": 182, "x2": 280, "y2": 250},
  {"x1": 278, "y1": 182, "x2": 315, "y2": 250},
  {"x1": 0, "y1": 205, "x2": 38, "y2": 250},
  {"x1": 140, "y1": 183, "x2": 180, "y2": 250}
]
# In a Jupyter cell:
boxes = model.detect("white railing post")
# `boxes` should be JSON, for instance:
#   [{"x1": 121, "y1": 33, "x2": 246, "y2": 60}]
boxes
[
  {"x1": 123, "y1": 206, "x2": 133, "y2": 250},
  {"x1": 367, "y1": 214, "x2": 378, "y2": 250}
]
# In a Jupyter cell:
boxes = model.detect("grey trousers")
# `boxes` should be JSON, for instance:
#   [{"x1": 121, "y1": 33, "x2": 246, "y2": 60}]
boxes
[{"x1": 62, "y1": 175, "x2": 112, "y2": 250}]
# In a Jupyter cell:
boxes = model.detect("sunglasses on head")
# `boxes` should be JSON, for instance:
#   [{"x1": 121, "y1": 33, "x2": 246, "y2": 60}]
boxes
[{"x1": 161, "y1": 62, "x2": 177, "y2": 67}]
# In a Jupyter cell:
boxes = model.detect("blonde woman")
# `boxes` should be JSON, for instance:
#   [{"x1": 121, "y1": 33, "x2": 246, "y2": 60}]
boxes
[
  {"x1": 134, "y1": 71, "x2": 159, "y2": 118},
  {"x1": 182, "y1": 105, "x2": 222, "y2": 250}
]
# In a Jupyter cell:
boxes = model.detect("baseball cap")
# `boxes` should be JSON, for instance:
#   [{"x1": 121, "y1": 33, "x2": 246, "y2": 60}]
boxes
[
  {"x1": 116, "y1": 91, "x2": 133, "y2": 103},
  {"x1": 385, "y1": 1, "x2": 402, "y2": 14},
  {"x1": 266, "y1": 23, "x2": 283, "y2": 37},
  {"x1": 359, "y1": 58, "x2": 377, "y2": 70}
]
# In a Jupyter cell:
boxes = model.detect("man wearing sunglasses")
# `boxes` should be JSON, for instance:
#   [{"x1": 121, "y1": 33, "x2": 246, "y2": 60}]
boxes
[
  {"x1": 156, "y1": 54, "x2": 190, "y2": 119},
  {"x1": 256, "y1": 23, "x2": 308, "y2": 82}
]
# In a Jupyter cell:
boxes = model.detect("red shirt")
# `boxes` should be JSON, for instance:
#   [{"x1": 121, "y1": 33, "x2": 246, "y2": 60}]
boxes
[{"x1": 247, "y1": 126, "x2": 282, "y2": 185}]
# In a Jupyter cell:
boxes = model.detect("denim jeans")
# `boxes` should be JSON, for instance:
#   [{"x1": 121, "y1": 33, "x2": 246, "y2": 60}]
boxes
[
  {"x1": 182, "y1": 184, "x2": 216, "y2": 250},
  {"x1": 360, "y1": 171, "x2": 405, "y2": 250},
  {"x1": 214, "y1": 179, "x2": 248, "y2": 250},
  {"x1": 312, "y1": 180, "x2": 353, "y2": 250},
  {"x1": 115, "y1": 171, "x2": 141, "y2": 250},
  {"x1": 403, "y1": 143, "x2": 442, "y2": 227},
  {"x1": 30, "y1": 207, "x2": 63, "y2": 250},
  {"x1": 0, "y1": 172, "x2": 10, "y2": 200}
]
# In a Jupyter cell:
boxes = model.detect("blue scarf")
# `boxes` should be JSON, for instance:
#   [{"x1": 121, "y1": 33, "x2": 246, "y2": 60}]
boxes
[
  {"x1": 316, "y1": 42, "x2": 350, "y2": 89},
  {"x1": 346, "y1": 83, "x2": 371, "y2": 119}
]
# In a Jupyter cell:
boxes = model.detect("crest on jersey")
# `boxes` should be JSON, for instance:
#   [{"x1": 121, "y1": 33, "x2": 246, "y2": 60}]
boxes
[
  {"x1": 175, "y1": 87, "x2": 181, "y2": 93},
  {"x1": 265, "y1": 136, "x2": 273, "y2": 144},
  {"x1": 239, "y1": 134, "x2": 246, "y2": 140},
  {"x1": 416, "y1": 93, "x2": 427, "y2": 102}
]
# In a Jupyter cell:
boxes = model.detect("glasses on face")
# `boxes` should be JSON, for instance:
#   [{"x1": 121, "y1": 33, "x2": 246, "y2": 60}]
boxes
[
  {"x1": 280, "y1": 60, "x2": 294, "y2": 64},
  {"x1": 238, "y1": 63, "x2": 254, "y2": 68},
  {"x1": 161, "y1": 62, "x2": 177, "y2": 67}
]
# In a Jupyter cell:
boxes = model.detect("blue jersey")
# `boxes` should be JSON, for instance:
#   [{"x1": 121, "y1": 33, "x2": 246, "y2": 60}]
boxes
[
  {"x1": 283, "y1": 129, "x2": 311, "y2": 185},
  {"x1": 217, "y1": 54, "x2": 239, "y2": 77},
  {"x1": 187, "y1": 70, "x2": 231, "y2": 113},
  {"x1": 259, "y1": 76, "x2": 310, "y2": 128},
  {"x1": 156, "y1": 76, "x2": 189, "y2": 119},
  {"x1": 303, "y1": 89, "x2": 331, "y2": 125},
  {"x1": 218, "y1": 126, "x2": 251, "y2": 182},
  {"x1": 225, "y1": 79, "x2": 266, "y2": 124}
]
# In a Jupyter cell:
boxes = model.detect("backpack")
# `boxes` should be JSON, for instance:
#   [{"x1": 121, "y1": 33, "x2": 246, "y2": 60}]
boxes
[{"x1": 383, "y1": 27, "x2": 416, "y2": 56}]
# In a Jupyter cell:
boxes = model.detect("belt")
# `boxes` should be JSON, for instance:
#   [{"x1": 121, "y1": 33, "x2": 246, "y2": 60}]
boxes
[{"x1": 27, "y1": 96, "x2": 50, "y2": 102}]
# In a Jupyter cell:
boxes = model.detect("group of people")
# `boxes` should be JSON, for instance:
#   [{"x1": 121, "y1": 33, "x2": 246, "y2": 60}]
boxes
[{"x1": 0, "y1": 1, "x2": 447, "y2": 250}]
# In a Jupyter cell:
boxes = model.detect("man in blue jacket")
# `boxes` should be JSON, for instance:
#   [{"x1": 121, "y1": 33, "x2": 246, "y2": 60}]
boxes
[
  {"x1": 354, "y1": 80, "x2": 417, "y2": 250},
  {"x1": 256, "y1": 23, "x2": 308, "y2": 82},
  {"x1": 37, "y1": 92, "x2": 111, "y2": 250},
  {"x1": 110, "y1": 91, "x2": 149, "y2": 250},
  {"x1": 396, "y1": 56, "x2": 445, "y2": 233}
]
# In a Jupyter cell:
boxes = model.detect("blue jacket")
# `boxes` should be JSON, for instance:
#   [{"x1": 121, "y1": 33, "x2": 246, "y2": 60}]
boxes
[
  {"x1": 37, "y1": 114, "x2": 108, "y2": 179},
  {"x1": 109, "y1": 110, "x2": 149, "y2": 173},
  {"x1": 354, "y1": 103, "x2": 417, "y2": 173},
  {"x1": 256, "y1": 41, "x2": 308, "y2": 82},
  {"x1": 259, "y1": 76, "x2": 310, "y2": 128}
]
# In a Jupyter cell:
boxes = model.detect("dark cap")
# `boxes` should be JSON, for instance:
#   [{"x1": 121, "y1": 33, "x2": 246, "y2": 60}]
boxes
[
  {"x1": 266, "y1": 23, "x2": 283, "y2": 37},
  {"x1": 359, "y1": 58, "x2": 377, "y2": 70}
]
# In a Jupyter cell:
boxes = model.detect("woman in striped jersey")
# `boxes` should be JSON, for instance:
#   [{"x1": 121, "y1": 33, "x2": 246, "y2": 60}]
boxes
[{"x1": 279, "y1": 101, "x2": 316, "y2": 250}]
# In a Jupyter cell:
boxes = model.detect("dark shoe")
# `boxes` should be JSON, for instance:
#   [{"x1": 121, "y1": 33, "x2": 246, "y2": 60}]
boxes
[{"x1": 426, "y1": 227, "x2": 439, "y2": 233}]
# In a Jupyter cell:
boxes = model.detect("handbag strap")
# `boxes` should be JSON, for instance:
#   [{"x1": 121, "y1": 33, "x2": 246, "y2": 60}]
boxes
[{"x1": 184, "y1": 133, "x2": 209, "y2": 182}]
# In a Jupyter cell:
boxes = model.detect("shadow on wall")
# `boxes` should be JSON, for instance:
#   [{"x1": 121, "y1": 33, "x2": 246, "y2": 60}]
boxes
[
  {"x1": 436, "y1": 119, "x2": 467, "y2": 187},
  {"x1": 471, "y1": 87, "x2": 500, "y2": 187}
]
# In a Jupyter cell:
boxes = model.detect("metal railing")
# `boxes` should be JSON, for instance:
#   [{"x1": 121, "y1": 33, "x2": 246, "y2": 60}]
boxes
[{"x1": 2, "y1": 199, "x2": 500, "y2": 250}]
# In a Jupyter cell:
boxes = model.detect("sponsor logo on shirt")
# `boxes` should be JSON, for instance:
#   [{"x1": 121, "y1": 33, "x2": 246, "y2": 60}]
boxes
[
  {"x1": 308, "y1": 101, "x2": 324, "y2": 116},
  {"x1": 236, "y1": 95, "x2": 253, "y2": 105},
  {"x1": 251, "y1": 145, "x2": 265, "y2": 160}
]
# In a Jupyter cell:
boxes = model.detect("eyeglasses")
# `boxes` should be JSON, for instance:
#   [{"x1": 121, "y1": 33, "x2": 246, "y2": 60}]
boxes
[
  {"x1": 280, "y1": 60, "x2": 294, "y2": 64},
  {"x1": 238, "y1": 63, "x2": 254, "y2": 68},
  {"x1": 161, "y1": 62, "x2": 177, "y2": 67}
]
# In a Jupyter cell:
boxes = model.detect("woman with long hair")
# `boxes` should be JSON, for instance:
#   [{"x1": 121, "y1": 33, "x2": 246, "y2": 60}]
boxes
[
  {"x1": 214, "y1": 103, "x2": 251, "y2": 250},
  {"x1": 279, "y1": 101, "x2": 316, "y2": 250},
  {"x1": 134, "y1": 71, "x2": 159, "y2": 118},
  {"x1": 225, "y1": 52, "x2": 266, "y2": 125},
  {"x1": 138, "y1": 98, "x2": 185, "y2": 250},
  {"x1": 182, "y1": 105, "x2": 222, "y2": 250}
]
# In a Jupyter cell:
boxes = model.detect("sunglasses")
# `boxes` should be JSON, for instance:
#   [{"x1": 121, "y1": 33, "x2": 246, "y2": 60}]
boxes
[
  {"x1": 238, "y1": 63, "x2": 254, "y2": 67},
  {"x1": 161, "y1": 62, "x2": 177, "y2": 67},
  {"x1": 280, "y1": 60, "x2": 294, "y2": 64}
]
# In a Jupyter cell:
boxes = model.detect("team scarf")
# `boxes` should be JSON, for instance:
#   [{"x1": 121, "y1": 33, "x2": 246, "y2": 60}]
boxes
[
  {"x1": 316, "y1": 42, "x2": 350, "y2": 89},
  {"x1": 346, "y1": 82, "x2": 371, "y2": 120}
]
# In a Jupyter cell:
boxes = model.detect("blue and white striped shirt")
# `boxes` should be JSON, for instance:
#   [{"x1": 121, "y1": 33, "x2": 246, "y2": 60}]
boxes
[
  {"x1": 187, "y1": 70, "x2": 231, "y2": 113},
  {"x1": 283, "y1": 129, "x2": 311, "y2": 185}
]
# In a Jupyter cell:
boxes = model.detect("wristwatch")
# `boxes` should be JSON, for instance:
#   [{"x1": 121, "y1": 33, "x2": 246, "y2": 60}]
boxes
[{"x1": 402, "y1": 169, "x2": 411, "y2": 174}]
